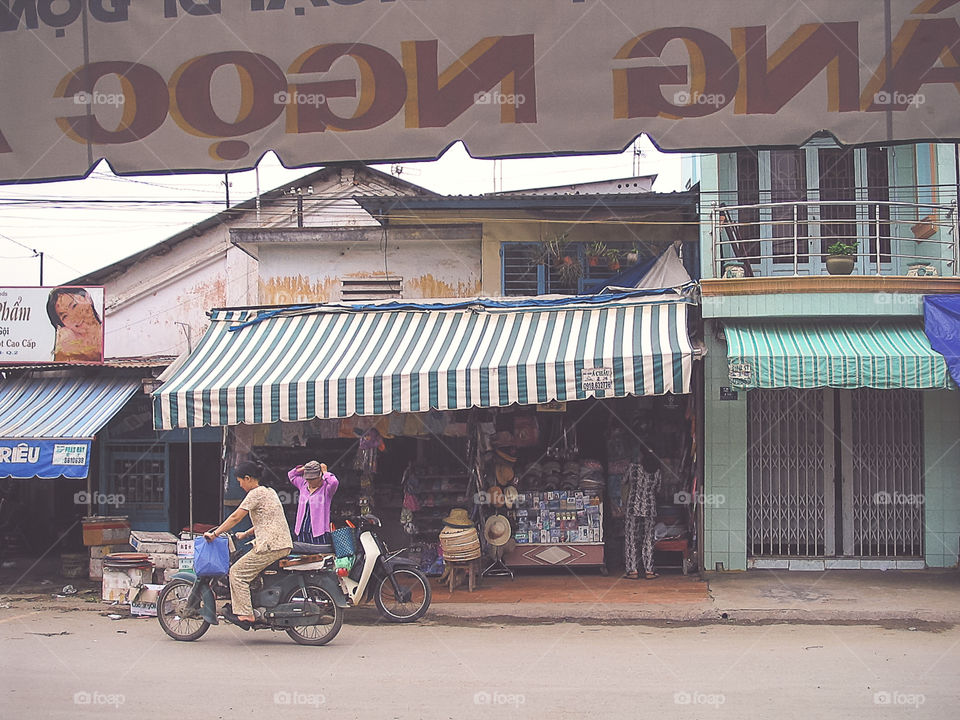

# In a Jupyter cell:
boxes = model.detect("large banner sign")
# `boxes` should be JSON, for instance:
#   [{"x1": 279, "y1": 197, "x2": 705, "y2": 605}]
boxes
[
  {"x1": 0, "y1": 1, "x2": 958, "y2": 184},
  {"x1": 0, "y1": 439, "x2": 91, "y2": 479},
  {"x1": 0, "y1": 286, "x2": 105, "y2": 364}
]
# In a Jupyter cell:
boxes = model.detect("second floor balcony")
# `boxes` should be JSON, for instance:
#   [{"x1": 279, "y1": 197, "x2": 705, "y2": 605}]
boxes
[{"x1": 709, "y1": 199, "x2": 958, "y2": 279}]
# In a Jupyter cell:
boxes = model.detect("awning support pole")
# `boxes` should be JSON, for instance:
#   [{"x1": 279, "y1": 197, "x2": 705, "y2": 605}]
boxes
[{"x1": 188, "y1": 427, "x2": 194, "y2": 535}]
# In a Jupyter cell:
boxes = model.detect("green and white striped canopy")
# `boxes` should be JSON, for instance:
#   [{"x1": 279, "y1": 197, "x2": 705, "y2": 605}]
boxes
[
  {"x1": 725, "y1": 321, "x2": 951, "y2": 390},
  {"x1": 153, "y1": 298, "x2": 694, "y2": 429}
]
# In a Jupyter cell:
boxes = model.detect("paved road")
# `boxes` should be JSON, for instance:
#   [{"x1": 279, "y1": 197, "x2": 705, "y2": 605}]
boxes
[{"x1": 1, "y1": 607, "x2": 956, "y2": 719}]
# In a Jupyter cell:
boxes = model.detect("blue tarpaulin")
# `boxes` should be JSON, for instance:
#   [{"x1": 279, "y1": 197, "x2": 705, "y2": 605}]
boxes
[{"x1": 923, "y1": 295, "x2": 960, "y2": 387}]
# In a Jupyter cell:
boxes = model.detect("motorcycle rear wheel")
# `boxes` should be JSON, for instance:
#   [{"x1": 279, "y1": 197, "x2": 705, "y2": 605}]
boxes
[
  {"x1": 375, "y1": 568, "x2": 431, "y2": 623},
  {"x1": 157, "y1": 579, "x2": 210, "y2": 641},
  {"x1": 283, "y1": 583, "x2": 343, "y2": 646}
]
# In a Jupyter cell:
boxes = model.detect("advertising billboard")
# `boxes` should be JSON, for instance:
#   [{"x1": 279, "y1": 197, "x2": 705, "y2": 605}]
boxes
[
  {"x1": 0, "y1": 1, "x2": 957, "y2": 184},
  {"x1": 0, "y1": 286, "x2": 105, "y2": 364}
]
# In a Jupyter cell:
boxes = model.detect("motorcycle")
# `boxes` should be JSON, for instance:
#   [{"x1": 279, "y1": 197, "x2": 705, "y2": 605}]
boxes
[
  {"x1": 156, "y1": 534, "x2": 348, "y2": 646},
  {"x1": 295, "y1": 515, "x2": 431, "y2": 623}
]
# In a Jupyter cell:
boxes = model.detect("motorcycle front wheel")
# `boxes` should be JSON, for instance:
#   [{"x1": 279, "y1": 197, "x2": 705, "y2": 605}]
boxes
[
  {"x1": 157, "y1": 579, "x2": 210, "y2": 641},
  {"x1": 283, "y1": 583, "x2": 343, "y2": 646},
  {"x1": 375, "y1": 568, "x2": 431, "y2": 623}
]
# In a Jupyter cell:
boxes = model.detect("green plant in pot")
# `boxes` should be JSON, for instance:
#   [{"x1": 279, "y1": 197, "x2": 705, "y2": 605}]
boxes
[
  {"x1": 825, "y1": 241, "x2": 858, "y2": 275},
  {"x1": 585, "y1": 241, "x2": 608, "y2": 267}
]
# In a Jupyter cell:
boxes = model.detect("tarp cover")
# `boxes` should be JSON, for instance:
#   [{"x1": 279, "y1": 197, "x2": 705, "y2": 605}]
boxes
[
  {"x1": 923, "y1": 295, "x2": 960, "y2": 386},
  {"x1": 1, "y1": 0, "x2": 957, "y2": 184}
]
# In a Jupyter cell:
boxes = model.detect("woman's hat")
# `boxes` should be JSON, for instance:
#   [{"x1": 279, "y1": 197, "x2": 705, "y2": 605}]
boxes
[
  {"x1": 484, "y1": 514, "x2": 513, "y2": 546},
  {"x1": 442, "y1": 508, "x2": 475, "y2": 528},
  {"x1": 503, "y1": 485, "x2": 519, "y2": 509},
  {"x1": 495, "y1": 448, "x2": 518, "y2": 464},
  {"x1": 302, "y1": 460, "x2": 322, "y2": 480},
  {"x1": 488, "y1": 486, "x2": 505, "y2": 508}
]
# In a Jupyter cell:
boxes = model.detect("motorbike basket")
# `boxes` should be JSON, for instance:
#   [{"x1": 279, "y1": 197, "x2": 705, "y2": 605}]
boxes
[{"x1": 330, "y1": 526, "x2": 356, "y2": 558}]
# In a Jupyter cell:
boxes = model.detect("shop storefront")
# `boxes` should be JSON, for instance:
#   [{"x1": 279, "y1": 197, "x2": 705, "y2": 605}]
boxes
[
  {"x1": 0, "y1": 371, "x2": 142, "y2": 550},
  {"x1": 154, "y1": 291, "x2": 701, "y2": 580},
  {"x1": 702, "y1": 317, "x2": 957, "y2": 571}
]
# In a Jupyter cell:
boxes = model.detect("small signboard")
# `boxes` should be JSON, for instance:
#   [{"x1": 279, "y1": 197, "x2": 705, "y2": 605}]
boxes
[
  {"x1": 729, "y1": 362, "x2": 753, "y2": 384},
  {"x1": 719, "y1": 386, "x2": 739, "y2": 401},
  {"x1": 0, "y1": 286, "x2": 105, "y2": 364},
  {"x1": 581, "y1": 367, "x2": 614, "y2": 392}
]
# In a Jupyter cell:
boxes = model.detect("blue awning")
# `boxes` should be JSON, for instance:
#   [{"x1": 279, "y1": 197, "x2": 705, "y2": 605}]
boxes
[
  {"x1": 924, "y1": 295, "x2": 960, "y2": 387},
  {"x1": 0, "y1": 373, "x2": 142, "y2": 479}
]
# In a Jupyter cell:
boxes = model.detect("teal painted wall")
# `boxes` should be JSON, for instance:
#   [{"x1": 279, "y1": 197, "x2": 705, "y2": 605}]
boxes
[
  {"x1": 702, "y1": 321, "x2": 748, "y2": 571},
  {"x1": 702, "y1": 292, "x2": 924, "y2": 319},
  {"x1": 923, "y1": 391, "x2": 960, "y2": 568}
]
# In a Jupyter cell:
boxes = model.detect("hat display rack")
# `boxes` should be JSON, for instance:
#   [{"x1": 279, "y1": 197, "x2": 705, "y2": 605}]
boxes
[{"x1": 471, "y1": 411, "x2": 515, "y2": 579}]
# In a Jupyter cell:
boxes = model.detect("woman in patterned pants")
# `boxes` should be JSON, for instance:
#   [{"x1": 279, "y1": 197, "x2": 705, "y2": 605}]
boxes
[{"x1": 623, "y1": 452, "x2": 662, "y2": 579}]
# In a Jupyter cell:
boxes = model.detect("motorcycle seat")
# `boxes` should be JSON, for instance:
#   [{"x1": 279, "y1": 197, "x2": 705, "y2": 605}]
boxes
[{"x1": 292, "y1": 541, "x2": 335, "y2": 555}]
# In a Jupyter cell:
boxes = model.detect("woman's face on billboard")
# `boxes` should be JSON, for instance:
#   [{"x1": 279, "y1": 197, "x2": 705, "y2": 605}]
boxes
[{"x1": 54, "y1": 292, "x2": 97, "y2": 331}]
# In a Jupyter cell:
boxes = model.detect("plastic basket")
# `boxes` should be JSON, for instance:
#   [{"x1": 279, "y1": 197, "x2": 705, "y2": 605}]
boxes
[{"x1": 330, "y1": 526, "x2": 356, "y2": 558}]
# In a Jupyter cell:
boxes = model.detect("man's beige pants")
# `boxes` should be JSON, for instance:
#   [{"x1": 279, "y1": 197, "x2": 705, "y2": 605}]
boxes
[{"x1": 228, "y1": 547, "x2": 290, "y2": 617}]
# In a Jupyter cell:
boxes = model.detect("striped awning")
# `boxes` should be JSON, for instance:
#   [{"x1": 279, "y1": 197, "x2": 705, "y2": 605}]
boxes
[
  {"x1": 725, "y1": 321, "x2": 951, "y2": 390},
  {"x1": 0, "y1": 373, "x2": 142, "y2": 439},
  {"x1": 153, "y1": 298, "x2": 694, "y2": 429}
]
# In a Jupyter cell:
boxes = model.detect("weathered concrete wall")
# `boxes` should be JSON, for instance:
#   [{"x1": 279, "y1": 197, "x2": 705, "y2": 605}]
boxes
[{"x1": 253, "y1": 226, "x2": 483, "y2": 303}]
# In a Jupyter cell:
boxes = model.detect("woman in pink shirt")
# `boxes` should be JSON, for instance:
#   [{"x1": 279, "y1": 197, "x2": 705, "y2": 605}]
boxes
[{"x1": 288, "y1": 460, "x2": 339, "y2": 544}]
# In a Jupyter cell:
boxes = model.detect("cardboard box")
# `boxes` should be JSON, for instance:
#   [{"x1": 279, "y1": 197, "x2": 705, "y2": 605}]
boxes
[
  {"x1": 89, "y1": 558, "x2": 104, "y2": 580},
  {"x1": 129, "y1": 530, "x2": 178, "y2": 554},
  {"x1": 102, "y1": 566, "x2": 153, "y2": 602},
  {"x1": 129, "y1": 583, "x2": 164, "y2": 617},
  {"x1": 147, "y1": 553, "x2": 179, "y2": 570},
  {"x1": 82, "y1": 516, "x2": 130, "y2": 546}
]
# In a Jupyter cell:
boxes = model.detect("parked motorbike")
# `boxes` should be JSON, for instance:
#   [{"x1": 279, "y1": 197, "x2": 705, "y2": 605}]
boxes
[
  {"x1": 156, "y1": 534, "x2": 348, "y2": 646},
  {"x1": 295, "y1": 515, "x2": 431, "y2": 623}
]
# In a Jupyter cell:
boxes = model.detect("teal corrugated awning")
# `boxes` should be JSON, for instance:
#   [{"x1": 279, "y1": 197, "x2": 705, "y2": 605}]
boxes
[
  {"x1": 0, "y1": 373, "x2": 142, "y2": 439},
  {"x1": 724, "y1": 321, "x2": 951, "y2": 390},
  {"x1": 153, "y1": 298, "x2": 695, "y2": 430}
]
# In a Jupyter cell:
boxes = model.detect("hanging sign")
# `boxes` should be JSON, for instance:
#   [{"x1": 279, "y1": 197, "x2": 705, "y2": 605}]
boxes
[
  {"x1": 0, "y1": 439, "x2": 91, "y2": 479},
  {"x1": 0, "y1": 0, "x2": 957, "y2": 184},
  {"x1": 729, "y1": 363, "x2": 753, "y2": 385},
  {"x1": 0, "y1": 287, "x2": 105, "y2": 364},
  {"x1": 581, "y1": 367, "x2": 615, "y2": 392}
]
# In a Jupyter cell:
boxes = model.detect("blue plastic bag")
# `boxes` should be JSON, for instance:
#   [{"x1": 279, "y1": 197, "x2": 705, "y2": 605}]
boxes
[{"x1": 193, "y1": 536, "x2": 230, "y2": 576}]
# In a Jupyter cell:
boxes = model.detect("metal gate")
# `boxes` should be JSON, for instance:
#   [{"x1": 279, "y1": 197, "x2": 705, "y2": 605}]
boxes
[
  {"x1": 844, "y1": 389, "x2": 924, "y2": 557},
  {"x1": 747, "y1": 388, "x2": 834, "y2": 557},
  {"x1": 747, "y1": 388, "x2": 923, "y2": 559}
]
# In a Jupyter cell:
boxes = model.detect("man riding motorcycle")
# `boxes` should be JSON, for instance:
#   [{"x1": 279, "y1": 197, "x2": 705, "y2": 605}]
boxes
[{"x1": 203, "y1": 461, "x2": 292, "y2": 629}]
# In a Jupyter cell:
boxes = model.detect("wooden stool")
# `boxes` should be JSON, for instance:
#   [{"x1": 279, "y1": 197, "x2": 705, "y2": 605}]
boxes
[
  {"x1": 654, "y1": 537, "x2": 692, "y2": 574},
  {"x1": 441, "y1": 559, "x2": 480, "y2": 592}
]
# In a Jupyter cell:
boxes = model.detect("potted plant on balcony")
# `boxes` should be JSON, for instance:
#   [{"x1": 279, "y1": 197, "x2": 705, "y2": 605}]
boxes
[
  {"x1": 585, "y1": 241, "x2": 608, "y2": 267},
  {"x1": 555, "y1": 253, "x2": 583, "y2": 288},
  {"x1": 825, "y1": 241, "x2": 858, "y2": 275}
]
